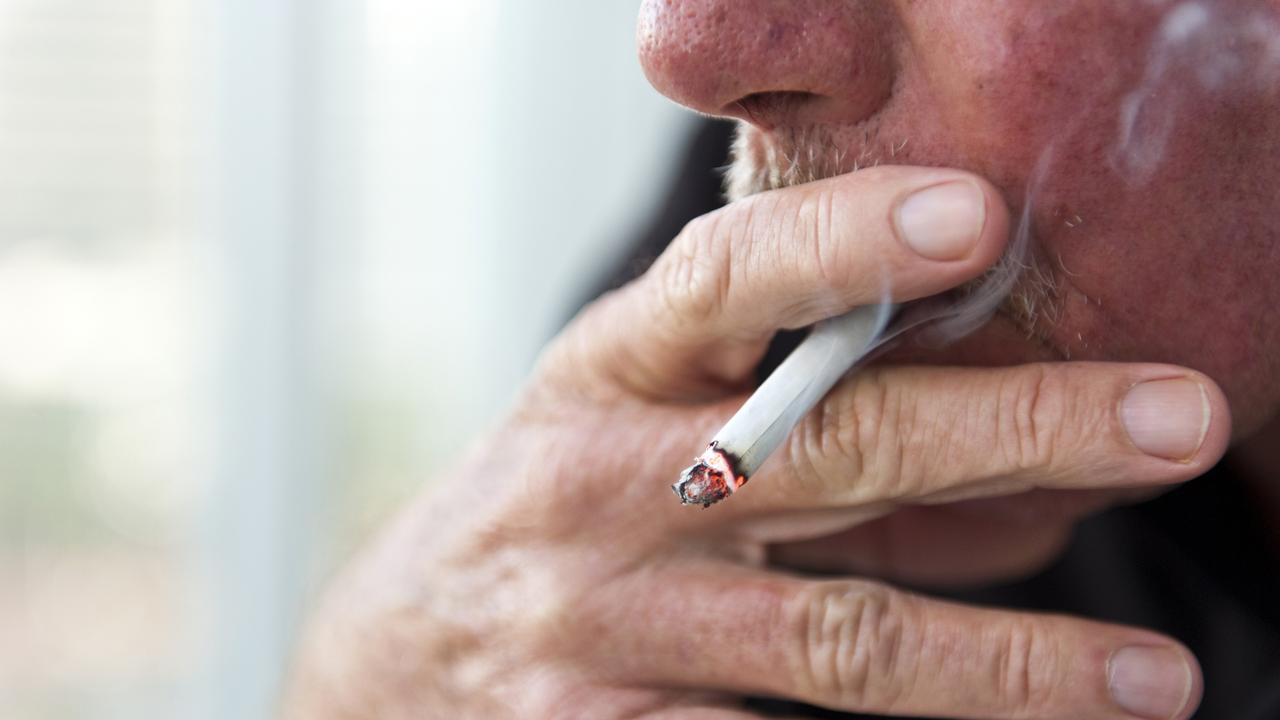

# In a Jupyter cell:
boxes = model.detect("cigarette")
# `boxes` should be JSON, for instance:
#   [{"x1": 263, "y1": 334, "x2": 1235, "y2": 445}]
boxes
[{"x1": 673, "y1": 303, "x2": 895, "y2": 507}]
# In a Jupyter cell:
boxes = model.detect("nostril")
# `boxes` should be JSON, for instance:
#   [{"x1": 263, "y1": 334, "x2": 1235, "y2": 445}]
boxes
[{"x1": 725, "y1": 90, "x2": 820, "y2": 129}]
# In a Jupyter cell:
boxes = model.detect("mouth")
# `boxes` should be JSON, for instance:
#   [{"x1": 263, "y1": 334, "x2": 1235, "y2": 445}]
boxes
[{"x1": 727, "y1": 122, "x2": 1070, "y2": 364}]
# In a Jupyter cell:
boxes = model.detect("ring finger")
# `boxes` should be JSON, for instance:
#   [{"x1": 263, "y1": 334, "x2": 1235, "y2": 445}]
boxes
[{"x1": 588, "y1": 563, "x2": 1201, "y2": 720}]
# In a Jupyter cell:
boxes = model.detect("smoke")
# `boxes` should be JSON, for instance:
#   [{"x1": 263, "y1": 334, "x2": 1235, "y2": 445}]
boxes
[
  {"x1": 914, "y1": 146, "x2": 1056, "y2": 345},
  {"x1": 1114, "y1": 1, "x2": 1280, "y2": 186},
  {"x1": 722, "y1": 0, "x2": 1279, "y2": 353},
  {"x1": 923, "y1": 2, "x2": 1280, "y2": 348}
]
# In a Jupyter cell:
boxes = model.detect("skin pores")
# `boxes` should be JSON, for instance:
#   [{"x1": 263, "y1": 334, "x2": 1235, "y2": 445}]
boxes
[{"x1": 640, "y1": 0, "x2": 1280, "y2": 435}]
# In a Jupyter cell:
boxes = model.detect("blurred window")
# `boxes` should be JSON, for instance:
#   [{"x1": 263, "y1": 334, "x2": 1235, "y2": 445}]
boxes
[
  {"x1": 0, "y1": 1, "x2": 202, "y2": 718},
  {"x1": 0, "y1": 2, "x2": 684, "y2": 718}
]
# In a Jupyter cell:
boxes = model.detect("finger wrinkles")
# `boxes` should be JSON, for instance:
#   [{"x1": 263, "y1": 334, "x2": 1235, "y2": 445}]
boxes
[
  {"x1": 550, "y1": 284, "x2": 748, "y2": 401},
  {"x1": 991, "y1": 620, "x2": 1058, "y2": 717},
  {"x1": 905, "y1": 606, "x2": 1068, "y2": 719},
  {"x1": 989, "y1": 364, "x2": 1109, "y2": 486},
  {"x1": 992, "y1": 364, "x2": 1062, "y2": 479},
  {"x1": 847, "y1": 369, "x2": 938, "y2": 502},
  {"x1": 799, "y1": 186, "x2": 848, "y2": 304},
  {"x1": 610, "y1": 563, "x2": 1199, "y2": 718},
  {"x1": 663, "y1": 193, "x2": 790, "y2": 339},
  {"x1": 782, "y1": 390, "x2": 864, "y2": 502},
  {"x1": 787, "y1": 582, "x2": 913, "y2": 709},
  {"x1": 773, "y1": 186, "x2": 869, "y2": 328},
  {"x1": 781, "y1": 369, "x2": 910, "y2": 504},
  {"x1": 656, "y1": 189, "x2": 848, "y2": 342},
  {"x1": 876, "y1": 364, "x2": 1092, "y2": 499},
  {"x1": 540, "y1": 168, "x2": 1015, "y2": 402},
  {"x1": 654, "y1": 210, "x2": 736, "y2": 339}
]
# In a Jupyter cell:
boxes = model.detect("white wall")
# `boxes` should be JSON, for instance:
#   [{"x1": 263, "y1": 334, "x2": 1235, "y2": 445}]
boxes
[{"x1": 361, "y1": 1, "x2": 689, "y2": 445}]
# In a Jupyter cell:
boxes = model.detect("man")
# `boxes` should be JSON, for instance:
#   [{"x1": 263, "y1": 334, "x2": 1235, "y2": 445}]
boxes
[{"x1": 285, "y1": 1, "x2": 1280, "y2": 718}]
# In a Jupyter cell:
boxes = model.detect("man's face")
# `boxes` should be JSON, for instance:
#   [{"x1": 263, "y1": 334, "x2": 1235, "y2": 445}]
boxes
[{"x1": 639, "y1": 0, "x2": 1280, "y2": 434}]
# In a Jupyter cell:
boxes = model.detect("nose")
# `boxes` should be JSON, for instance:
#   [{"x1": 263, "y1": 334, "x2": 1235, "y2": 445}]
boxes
[{"x1": 637, "y1": 0, "x2": 897, "y2": 129}]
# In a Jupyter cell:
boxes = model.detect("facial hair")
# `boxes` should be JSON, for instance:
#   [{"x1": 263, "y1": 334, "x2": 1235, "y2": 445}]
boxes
[{"x1": 724, "y1": 121, "x2": 1062, "y2": 342}]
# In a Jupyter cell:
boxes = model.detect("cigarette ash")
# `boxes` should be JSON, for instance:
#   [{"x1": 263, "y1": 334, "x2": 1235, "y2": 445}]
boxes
[{"x1": 672, "y1": 443, "x2": 746, "y2": 508}]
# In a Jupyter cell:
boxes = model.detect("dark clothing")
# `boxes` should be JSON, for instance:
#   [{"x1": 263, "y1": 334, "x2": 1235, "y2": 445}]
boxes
[{"x1": 590, "y1": 120, "x2": 1280, "y2": 719}]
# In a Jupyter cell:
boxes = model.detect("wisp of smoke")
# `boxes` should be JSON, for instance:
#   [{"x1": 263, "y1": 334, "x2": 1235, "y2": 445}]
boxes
[
  {"x1": 724, "y1": 0, "x2": 1280, "y2": 353},
  {"x1": 1114, "y1": 1, "x2": 1280, "y2": 186},
  {"x1": 916, "y1": 146, "x2": 1056, "y2": 345}
]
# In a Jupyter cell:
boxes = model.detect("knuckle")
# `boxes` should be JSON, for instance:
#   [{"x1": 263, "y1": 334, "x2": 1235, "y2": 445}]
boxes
[
  {"x1": 797, "y1": 187, "x2": 848, "y2": 294},
  {"x1": 784, "y1": 369, "x2": 915, "y2": 502},
  {"x1": 994, "y1": 364, "x2": 1067, "y2": 473},
  {"x1": 861, "y1": 371, "x2": 920, "y2": 498},
  {"x1": 778, "y1": 376, "x2": 852, "y2": 499},
  {"x1": 654, "y1": 211, "x2": 733, "y2": 333},
  {"x1": 651, "y1": 186, "x2": 855, "y2": 341},
  {"x1": 991, "y1": 621, "x2": 1060, "y2": 716},
  {"x1": 785, "y1": 394, "x2": 860, "y2": 501},
  {"x1": 787, "y1": 582, "x2": 911, "y2": 708}
]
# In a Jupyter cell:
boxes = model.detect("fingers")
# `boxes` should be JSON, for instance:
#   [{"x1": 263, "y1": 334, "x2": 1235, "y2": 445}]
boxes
[
  {"x1": 597, "y1": 566, "x2": 1201, "y2": 720},
  {"x1": 541, "y1": 167, "x2": 1010, "y2": 400},
  {"x1": 720, "y1": 362, "x2": 1229, "y2": 518}
]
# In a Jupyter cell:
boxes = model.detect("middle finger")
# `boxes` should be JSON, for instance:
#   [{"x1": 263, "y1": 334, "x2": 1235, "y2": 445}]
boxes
[{"x1": 693, "y1": 361, "x2": 1229, "y2": 524}]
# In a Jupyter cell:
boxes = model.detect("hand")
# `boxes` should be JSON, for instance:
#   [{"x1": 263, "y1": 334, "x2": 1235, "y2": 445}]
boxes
[{"x1": 283, "y1": 167, "x2": 1229, "y2": 720}]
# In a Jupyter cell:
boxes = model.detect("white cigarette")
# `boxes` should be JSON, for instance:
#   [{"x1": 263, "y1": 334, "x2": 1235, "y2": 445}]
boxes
[{"x1": 673, "y1": 303, "x2": 895, "y2": 507}]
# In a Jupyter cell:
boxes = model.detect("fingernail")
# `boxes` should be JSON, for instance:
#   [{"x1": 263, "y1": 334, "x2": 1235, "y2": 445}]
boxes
[
  {"x1": 896, "y1": 180, "x2": 987, "y2": 261},
  {"x1": 1108, "y1": 645, "x2": 1194, "y2": 719},
  {"x1": 1121, "y1": 379, "x2": 1210, "y2": 461}
]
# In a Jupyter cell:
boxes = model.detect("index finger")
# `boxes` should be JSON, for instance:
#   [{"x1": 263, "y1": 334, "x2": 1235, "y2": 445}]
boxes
[{"x1": 542, "y1": 166, "x2": 1010, "y2": 401}]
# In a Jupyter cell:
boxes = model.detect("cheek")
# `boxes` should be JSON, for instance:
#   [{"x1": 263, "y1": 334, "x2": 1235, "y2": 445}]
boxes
[
  {"x1": 882, "y1": 1, "x2": 1280, "y2": 429},
  {"x1": 893, "y1": 1, "x2": 1160, "y2": 176},
  {"x1": 1049, "y1": 98, "x2": 1280, "y2": 431}
]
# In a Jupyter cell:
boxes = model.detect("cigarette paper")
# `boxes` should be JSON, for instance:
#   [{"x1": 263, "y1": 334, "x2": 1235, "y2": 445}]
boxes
[{"x1": 673, "y1": 303, "x2": 893, "y2": 507}]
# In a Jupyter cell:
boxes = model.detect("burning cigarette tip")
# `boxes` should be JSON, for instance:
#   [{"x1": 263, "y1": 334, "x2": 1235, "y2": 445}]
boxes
[
  {"x1": 672, "y1": 462, "x2": 730, "y2": 507},
  {"x1": 672, "y1": 444, "x2": 746, "y2": 508}
]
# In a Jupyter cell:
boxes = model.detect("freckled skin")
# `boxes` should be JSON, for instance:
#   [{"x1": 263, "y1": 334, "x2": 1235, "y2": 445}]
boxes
[{"x1": 640, "y1": 0, "x2": 1280, "y2": 435}]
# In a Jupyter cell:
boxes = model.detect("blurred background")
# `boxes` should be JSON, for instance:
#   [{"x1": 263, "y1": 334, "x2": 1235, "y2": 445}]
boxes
[{"x1": 0, "y1": 1, "x2": 689, "y2": 717}]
